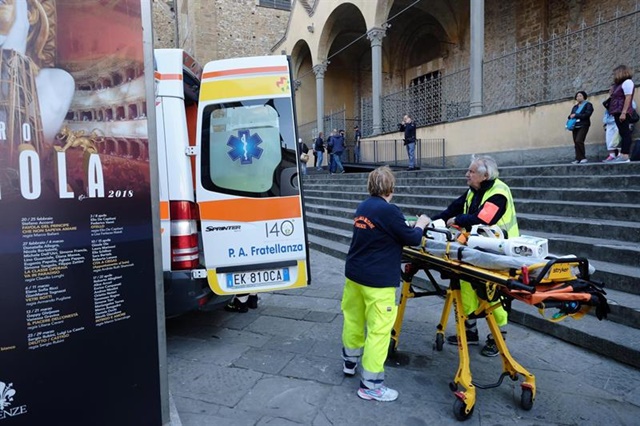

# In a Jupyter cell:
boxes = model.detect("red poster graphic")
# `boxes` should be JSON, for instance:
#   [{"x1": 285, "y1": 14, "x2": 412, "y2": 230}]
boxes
[{"x1": 0, "y1": 0, "x2": 150, "y2": 201}]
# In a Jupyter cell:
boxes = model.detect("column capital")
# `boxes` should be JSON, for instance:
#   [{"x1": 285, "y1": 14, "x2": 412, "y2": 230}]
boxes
[
  {"x1": 366, "y1": 27, "x2": 387, "y2": 47},
  {"x1": 312, "y1": 63, "x2": 328, "y2": 79}
]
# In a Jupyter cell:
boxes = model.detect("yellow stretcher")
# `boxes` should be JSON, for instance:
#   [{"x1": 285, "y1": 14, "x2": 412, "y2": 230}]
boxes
[{"x1": 392, "y1": 234, "x2": 610, "y2": 421}]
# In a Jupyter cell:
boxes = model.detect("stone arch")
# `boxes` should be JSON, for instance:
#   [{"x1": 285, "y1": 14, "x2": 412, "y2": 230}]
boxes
[
  {"x1": 316, "y1": 3, "x2": 368, "y2": 118},
  {"x1": 316, "y1": 2, "x2": 368, "y2": 63}
]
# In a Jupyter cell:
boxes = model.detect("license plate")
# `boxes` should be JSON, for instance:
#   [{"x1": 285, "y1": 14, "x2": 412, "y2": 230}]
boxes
[{"x1": 226, "y1": 268, "x2": 290, "y2": 288}]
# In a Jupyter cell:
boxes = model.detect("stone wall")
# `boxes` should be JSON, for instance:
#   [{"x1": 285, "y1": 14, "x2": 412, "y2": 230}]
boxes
[
  {"x1": 152, "y1": 0, "x2": 291, "y2": 65},
  {"x1": 152, "y1": 0, "x2": 177, "y2": 49},
  {"x1": 191, "y1": 0, "x2": 290, "y2": 64}
]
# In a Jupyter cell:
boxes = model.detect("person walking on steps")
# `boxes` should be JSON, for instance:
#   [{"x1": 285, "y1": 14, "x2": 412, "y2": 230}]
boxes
[
  {"x1": 225, "y1": 294, "x2": 259, "y2": 313},
  {"x1": 330, "y1": 129, "x2": 346, "y2": 174},
  {"x1": 341, "y1": 166, "x2": 431, "y2": 402},
  {"x1": 430, "y1": 155, "x2": 519, "y2": 357}
]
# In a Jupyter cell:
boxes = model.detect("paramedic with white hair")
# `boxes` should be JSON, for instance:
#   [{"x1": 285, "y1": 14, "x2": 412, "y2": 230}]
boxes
[{"x1": 431, "y1": 155, "x2": 519, "y2": 357}]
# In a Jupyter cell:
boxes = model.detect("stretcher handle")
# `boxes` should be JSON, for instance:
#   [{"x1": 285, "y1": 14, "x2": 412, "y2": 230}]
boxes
[
  {"x1": 424, "y1": 227, "x2": 455, "y2": 241},
  {"x1": 530, "y1": 257, "x2": 590, "y2": 286},
  {"x1": 505, "y1": 279, "x2": 536, "y2": 293}
]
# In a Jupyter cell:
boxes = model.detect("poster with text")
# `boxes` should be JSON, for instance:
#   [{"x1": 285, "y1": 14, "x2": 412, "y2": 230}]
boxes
[{"x1": 0, "y1": 1, "x2": 161, "y2": 425}]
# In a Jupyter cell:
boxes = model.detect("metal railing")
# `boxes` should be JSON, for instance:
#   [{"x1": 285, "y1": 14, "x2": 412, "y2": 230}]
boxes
[
  {"x1": 361, "y1": 6, "x2": 640, "y2": 136},
  {"x1": 360, "y1": 138, "x2": 446, "y2": 168}
]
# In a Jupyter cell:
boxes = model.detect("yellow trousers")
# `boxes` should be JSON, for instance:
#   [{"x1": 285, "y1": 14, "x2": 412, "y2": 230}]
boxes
[
  {"x1": 461, "y1": 280, "x2": 508, "y2": 326},
  {"x1": 341, "y1": 279, "x2": 397, "y2": 385}
]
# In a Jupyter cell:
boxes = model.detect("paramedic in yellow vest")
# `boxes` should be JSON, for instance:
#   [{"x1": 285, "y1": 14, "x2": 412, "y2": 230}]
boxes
[
  {"x1": 431, "y1": 155, "x2": 519, "y2": 357},
  {"x1": 342, "y1": 166, "x2": 430, "y2": 402}
]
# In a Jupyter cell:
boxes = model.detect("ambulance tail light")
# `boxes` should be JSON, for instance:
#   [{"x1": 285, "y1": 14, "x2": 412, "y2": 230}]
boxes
[{"x1": 170, "y1": 201, "x2": 199, "y2": 270}]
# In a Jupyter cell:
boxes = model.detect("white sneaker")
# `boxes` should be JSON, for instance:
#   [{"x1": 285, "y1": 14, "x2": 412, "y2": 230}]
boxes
[
  {"x1": 571, "y1": 160, "x2": 580, "y2": 164},
  {"x1": 611, "y1": 156, "x2": 630, "y2": 163},
  {"x1": 357, "y1": 385, "x2": 399, "y2": 402},
  {"x1": 579, "y1": 159, "x2": 588, "y2": 164}
]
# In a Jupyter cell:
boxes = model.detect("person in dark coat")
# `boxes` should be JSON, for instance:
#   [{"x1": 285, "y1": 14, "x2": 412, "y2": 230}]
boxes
[{"x1": 568, "y1": 90, "x2": 594, "y2": 164}]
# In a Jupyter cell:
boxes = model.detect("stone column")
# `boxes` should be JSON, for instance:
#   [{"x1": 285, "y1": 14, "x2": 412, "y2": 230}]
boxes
[
  {"x1": 367, "y1": 27, "x2": 386, "y2": 135},
  {"x1": 313, "y1": 63, "x2": 328, "y2": 135},
  {"x1": 469, "y1": 0, "x2": 485, "y2": 115}
]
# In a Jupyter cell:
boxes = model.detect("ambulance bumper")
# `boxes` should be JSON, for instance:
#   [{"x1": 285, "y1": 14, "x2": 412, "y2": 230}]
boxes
[{"x1": 163, "y1": 271, "x2": 229, "y2": 318}]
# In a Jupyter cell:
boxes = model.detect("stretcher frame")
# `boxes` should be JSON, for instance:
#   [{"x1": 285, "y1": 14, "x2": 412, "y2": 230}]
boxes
[{"x1": 393, "y1": 243, "x2": 607, "y2": 421}]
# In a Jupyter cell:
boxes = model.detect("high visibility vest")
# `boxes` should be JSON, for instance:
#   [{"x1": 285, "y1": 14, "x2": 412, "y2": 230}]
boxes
[{"x1": 464, "y1": 178, "x2": 519, "y2": 238}]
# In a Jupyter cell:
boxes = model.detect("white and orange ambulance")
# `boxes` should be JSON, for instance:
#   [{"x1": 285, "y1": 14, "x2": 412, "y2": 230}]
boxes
[{"x1": 154, "y1": 50, "x2": 309, "y2": 316}]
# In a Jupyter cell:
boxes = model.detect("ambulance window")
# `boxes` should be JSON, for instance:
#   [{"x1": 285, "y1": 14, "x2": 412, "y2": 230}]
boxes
[{"x1": 200, "y1": 99, "x2": 291, "y2": 196}]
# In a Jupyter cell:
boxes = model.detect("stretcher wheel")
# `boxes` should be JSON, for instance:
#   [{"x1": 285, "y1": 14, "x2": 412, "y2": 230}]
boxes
[
  {"x1": 453, "y1": 398, "x2": 474, "y2": 421},
  {"x1": 434, "y1": 334, "x2": 444, "y2": 351},
  {"x1": 520, "y1": 388, "x2": 533, "y2": 411}
]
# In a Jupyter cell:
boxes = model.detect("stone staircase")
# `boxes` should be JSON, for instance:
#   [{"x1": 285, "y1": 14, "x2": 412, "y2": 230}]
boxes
[{"x1": 301, "y1": 162, "x2": 640, "y2": 368}]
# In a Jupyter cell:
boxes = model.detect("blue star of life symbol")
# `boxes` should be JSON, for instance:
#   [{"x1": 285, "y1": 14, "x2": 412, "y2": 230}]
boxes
[{"x1": 227, "y1": 129, "x2": 264, "y2": 165}]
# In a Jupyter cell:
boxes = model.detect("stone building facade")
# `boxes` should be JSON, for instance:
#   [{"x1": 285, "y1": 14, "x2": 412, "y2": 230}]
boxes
[
  {"x1": 152, "y1": 0, "x2": 291, "y2": 65},
  {"x1": 153, "y1": 0, "x2": 639, "y2": 165},
  {"x1": 275, "y1": 0, "x2": 639, "y2": 165}
]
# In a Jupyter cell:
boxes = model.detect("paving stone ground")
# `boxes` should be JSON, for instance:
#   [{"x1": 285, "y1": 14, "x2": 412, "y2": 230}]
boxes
[{"x1": 166, "y1": 249, "x2": 640, "y2": 426}]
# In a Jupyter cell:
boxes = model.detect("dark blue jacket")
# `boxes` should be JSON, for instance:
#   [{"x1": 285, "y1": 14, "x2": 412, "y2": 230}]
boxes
[
  {"x1": 329, "y1": 134, "x2": 345, "y2": 154},
  {"x1": 399, "y1": 121, "x2": 416, "y2": 145},
  {"x1": 345, "y1": 196, "x2": 423, "y2": 288},
  {"x1": 568, "y1": 101, "x2": 594, "y2": 128}
]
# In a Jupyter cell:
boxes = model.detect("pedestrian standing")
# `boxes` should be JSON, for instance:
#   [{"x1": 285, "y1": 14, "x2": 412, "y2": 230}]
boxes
[
  {"x1": 606, "y1": 64, "x2": 636, "y2": 163},
  {"x1": 354, "y1": 125, "x2": 362, "y2": 163},
  {"x1": 314, "y1": 132, "x2": 325, "y2": 171},
  {"x1": 567, "y1": 91, "x2": 593, "y2": 164},
  {"x1": 298, "y1": 138, "x2": 309, "y2": 175},
  {"x1": 327, "y1": 129, "x2": 337, "y2": 173},
  {"x1": 341, "y1": 166, "x2": 430, "y2": 402},
  {"x1": 398, "y1": 114, "x2": 418, "y2": 170},
  {"x1": 602, "y1": 109, "x2": 620, "y2": 162}
]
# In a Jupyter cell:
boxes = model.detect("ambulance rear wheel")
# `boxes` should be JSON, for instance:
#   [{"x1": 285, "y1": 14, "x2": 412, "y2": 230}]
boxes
[
  {"x1": 453, "y1": 398, "x2": 474, "y2": 421},
  {"x1": 520, "y1": 388, "x2": 533, "y2": 411}
]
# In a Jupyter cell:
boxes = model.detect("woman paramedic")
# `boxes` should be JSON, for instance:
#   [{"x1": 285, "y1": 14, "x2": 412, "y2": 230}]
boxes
[
  {"x1": 341, "y1": 166, "x2": 430, "y2": 402},
  {"x1": 431, "y1": 155, "x2": 519, "y2": 357}
]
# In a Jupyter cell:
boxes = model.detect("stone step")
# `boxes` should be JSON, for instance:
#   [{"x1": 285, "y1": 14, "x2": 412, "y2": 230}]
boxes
[
  {"x1": 588, "y1": 259, "x2": 640, "y2": 296},
  {"x1": 304, "y1": 183, "x2": 640, "y2": 205},
  {"x1": 305, "y1": 187, "x2": 640, "y2": 223},
  {"x1": 306, "y1": 233, "x2": 640, "y2": 369},
  {"x1": 304, "y1": 211, "x2": 640, "y2": 294},
  {"x1": 307, "y1": 205, "x2": 640, "y2": 280},
  {"x1": 303, "y1": 194, "x2": 640, "y2": 243},
  {"x1": 308, "y1": 172, "x2": 640, "y2": 190},
  {"x1": 521, "y1": 230, "x2": 640, "y2": 269},
  {"x1": 334, "y1": 161, "x2": 640, "y2": 179}
]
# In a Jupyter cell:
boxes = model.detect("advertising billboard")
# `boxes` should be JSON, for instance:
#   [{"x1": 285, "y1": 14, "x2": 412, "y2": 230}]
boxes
[{"x1": 0, "y1": 1, "x2": 162, "y2": 424}]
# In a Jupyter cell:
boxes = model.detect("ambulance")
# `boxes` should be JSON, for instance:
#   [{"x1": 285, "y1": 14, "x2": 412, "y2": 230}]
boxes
[{"x1": 154, "y1": 50, "x2": 309, "y2": 317}]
